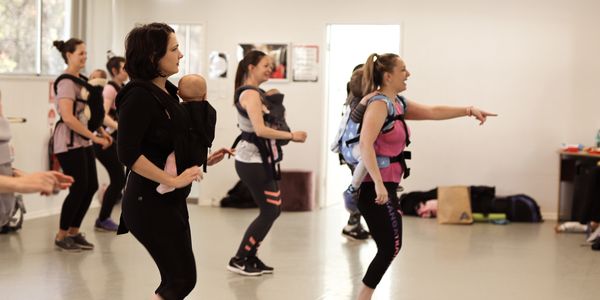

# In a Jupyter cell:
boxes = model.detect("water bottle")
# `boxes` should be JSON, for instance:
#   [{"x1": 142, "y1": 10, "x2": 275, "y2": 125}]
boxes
[{"x1": 596, "y1": 129, "x2": 600, "y2": 147}]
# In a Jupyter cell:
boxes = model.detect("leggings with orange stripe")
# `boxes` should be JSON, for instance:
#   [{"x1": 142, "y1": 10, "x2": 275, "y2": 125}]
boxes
[{"x1": 234, "y1": 161, "x2": 282, "y2": 258}]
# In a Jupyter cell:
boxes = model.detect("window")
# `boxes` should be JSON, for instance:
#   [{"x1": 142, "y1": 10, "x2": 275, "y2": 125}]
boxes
[
  {"x1": 169, "y1": 23, "x2": 204, "y2": 78},
  {"x1": 0, "y1": 0, "x2": 71, "y2": 75}
]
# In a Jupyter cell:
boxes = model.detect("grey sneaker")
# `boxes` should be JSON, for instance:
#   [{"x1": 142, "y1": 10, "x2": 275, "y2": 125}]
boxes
[
  {"x1": 69, "y1": 233, "x2": 94, "y2": 250},
  {"x1": 55, "y1": 236, "x2": 82, "y2": 252}
]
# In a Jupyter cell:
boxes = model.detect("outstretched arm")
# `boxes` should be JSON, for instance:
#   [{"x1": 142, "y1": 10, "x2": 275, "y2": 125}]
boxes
[
  {"x1": 0, "y1": 171, "x2": 73, "y2": 194},
  {"x1": 405, "y1": 99, "x2": 497, "y2": 125}
]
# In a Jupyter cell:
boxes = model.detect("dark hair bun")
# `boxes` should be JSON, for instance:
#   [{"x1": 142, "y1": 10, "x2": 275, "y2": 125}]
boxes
[{"x1": 53, "y1": 40, "x2": 65, "y2": 51}]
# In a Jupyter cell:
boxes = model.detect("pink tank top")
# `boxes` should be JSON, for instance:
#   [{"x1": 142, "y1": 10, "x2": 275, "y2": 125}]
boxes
[{"x1": 365, "y1": 98, "x2": 410, "y2": 183}]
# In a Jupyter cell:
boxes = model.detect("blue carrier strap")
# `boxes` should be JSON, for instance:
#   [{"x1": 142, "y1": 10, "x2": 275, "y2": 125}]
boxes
[
  {"x1": 344, "y1": 95, "x2": 411, "y2": 148},
  {"x1": 344, "y1": 94, "x2": 412, "y2": 179}
]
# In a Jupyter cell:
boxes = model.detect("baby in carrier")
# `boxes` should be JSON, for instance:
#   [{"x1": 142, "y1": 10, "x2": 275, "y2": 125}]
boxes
[
  {"x1": 156, "y1": 74, "x2": 219, "y2": 194},
  {"x1": 230, "y1": 85, "x2": 291, "y2": 180},
  {"x1": 332, "y1": 68, "x2": 410, "y2": 212}
]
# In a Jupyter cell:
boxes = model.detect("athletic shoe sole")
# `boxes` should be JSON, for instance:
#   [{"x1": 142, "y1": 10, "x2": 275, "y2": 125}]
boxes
[
  {"x1": 54, "y1": 245, "x2": 82, "y2": 252},
  {"x1": 226, "y1": 265, "x2": 262, "y2": 276},
  {"x1": 341, "y1": 231, "x2": 370, "y2": 241},
  {"x1": 94, "y1": 226, "x2": 117, "y2": 233}
]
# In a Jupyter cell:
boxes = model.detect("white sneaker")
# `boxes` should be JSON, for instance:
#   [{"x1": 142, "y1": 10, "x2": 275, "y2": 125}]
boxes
[
  {"x1": 587, "y1": 226, "x2": 600, "y2": 243},
  {"x1": 555, "y1": 221, "x2": 587, "y2": 233}
]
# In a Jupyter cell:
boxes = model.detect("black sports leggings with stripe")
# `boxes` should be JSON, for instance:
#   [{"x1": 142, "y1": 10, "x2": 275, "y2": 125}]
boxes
[
  {"x1": 94, "y1": 135, "x2": 125, "y2": 221},
  {"x1": 234, "y1": 161, "x2": 282, "y2": 258},
  {"x1": 56, "y1": 146, "x2": 98, "y2": 231},
  {"x1": 358, "y1": 181, "x2": 403, "y2": 289}
]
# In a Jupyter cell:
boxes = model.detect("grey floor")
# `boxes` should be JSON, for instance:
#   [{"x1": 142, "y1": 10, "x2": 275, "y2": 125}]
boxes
[{"x1": 1, "y1": 205, "x2": 598, "y2": 300}]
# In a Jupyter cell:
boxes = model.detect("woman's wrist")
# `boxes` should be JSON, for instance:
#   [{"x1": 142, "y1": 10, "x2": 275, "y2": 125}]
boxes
[
  {"x1": 466, "y1": 106, "x2": 473, "y2": 117},
  {"x1": 289, "y1": 132, "x2": 294, "y2": 140}
]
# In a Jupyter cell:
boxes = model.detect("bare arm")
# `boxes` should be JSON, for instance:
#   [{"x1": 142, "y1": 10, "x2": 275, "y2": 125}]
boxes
[
  {"x1": 405, "y1": 99, "x2": 497, "y2": 124},
  {"x1": 0, "y1": 171, "x2": 73, "y2": 194},
  {"x1": 131, "y1": 155, "x2": 201, "y2": 188},
  {"x1": 359, "y1": 101, "x2": 389, "y2": 205},
  {"x1": 240, "y1": 90, "x2": 306, "y2": 142},
  {"x1": 103, "y1": 113, "x2": 118, "y2": 131},
  {"x1": 102, "y1": 85, "x2": 118, "y2": 130}
]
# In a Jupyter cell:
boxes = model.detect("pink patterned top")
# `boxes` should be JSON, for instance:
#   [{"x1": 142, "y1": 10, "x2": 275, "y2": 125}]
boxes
[{"x1": 365, "y1": 97, "x2": 410, "y2": 183}]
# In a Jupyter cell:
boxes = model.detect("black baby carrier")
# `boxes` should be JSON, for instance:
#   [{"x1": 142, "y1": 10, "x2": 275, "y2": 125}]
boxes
[
  {"x1": 231, "y1": 86, "x2": 291, "y2": 180},
  {"x1": 53, "y1": 74, "x2": 105, "y2": 139}
]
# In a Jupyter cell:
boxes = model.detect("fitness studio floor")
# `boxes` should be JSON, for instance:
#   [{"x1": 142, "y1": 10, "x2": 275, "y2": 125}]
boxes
[{"x1": 1, "y1": 205, "x2": 598, "y2": 300}]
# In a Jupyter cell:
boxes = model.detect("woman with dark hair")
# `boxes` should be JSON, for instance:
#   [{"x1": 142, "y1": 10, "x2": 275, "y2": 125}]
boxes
[
  {"x1": 116, "y1": 23, "x2": 224, "y2": 300},
  {"x1": 93, "y1": 54, "x2": 128, "y2": 232},
  {"x1": 355, "y1": 53, "x2": 496, "y2": 300},
  {"x1": 227, "y1": 50, "x2": 307, "y2": 276},
  {"x1": 52, "y1": 38, "x2": 111, "y2": 252}
]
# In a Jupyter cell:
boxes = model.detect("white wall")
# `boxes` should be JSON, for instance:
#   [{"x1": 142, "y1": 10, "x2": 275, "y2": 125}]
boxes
[
  {"x1": 2, "y1": 0, "x2": 599, "y2": 218},
  {"x1": 0, "y1": 0, "x2": 113, "y2": 219}
]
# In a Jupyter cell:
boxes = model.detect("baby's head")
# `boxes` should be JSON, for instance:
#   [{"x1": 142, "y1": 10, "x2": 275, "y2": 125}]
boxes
[
  {"x1": 178, "y1": 74, "x2": 207, "y2": 101},
  {"x1": 89, "y1": 69, "x2": 108, "y2": 80}
]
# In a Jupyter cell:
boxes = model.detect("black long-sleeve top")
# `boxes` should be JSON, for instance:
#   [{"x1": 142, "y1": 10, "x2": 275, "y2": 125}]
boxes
[{"x1": 116, "y1": 80, "x2": 194, "y2": 198}]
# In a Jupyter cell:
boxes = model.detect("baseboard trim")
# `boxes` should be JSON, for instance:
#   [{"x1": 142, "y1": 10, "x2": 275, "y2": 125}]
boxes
[
  {"x1": 24, "y1": 202, "x2": 101, "y2": 221},
  {"x1": 542, "y1": 212, "x2": 557, "y2": 221}
]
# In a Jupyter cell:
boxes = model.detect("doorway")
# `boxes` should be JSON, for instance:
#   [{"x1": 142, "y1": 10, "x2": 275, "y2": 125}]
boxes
[{"x1": 323, "y1": 24, "x2": 401, "y2": 207}]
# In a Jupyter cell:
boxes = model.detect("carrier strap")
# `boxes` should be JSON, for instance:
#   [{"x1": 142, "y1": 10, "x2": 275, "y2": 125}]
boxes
[{"x1": 231, "y1": 131, "x2": 281, "y2": 180}]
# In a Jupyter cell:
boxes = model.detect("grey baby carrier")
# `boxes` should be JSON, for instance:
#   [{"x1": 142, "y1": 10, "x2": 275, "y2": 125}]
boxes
[{"x1": 0, "y1": 117, "x2": 26, "y2": 233}]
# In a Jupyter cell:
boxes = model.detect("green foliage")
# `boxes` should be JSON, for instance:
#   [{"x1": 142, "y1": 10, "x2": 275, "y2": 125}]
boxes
[{"x1": 0, "y1": 0, "x2": 68, "y2": 74}]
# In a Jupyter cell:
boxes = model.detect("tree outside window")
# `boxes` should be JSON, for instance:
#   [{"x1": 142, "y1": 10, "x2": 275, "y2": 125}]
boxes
[{"x1": 0, "y1": 0, "x2": 70, "y2": 75}]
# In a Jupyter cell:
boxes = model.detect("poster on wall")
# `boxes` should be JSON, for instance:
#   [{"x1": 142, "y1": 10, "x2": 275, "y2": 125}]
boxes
[
  {"x1": 208, "y1": 51, "x2": 228, "y2": 79},
  {"x1": 292, "y1": 45, "x2": 319, "y2": 82},
  {"x1": 237, "y1": 43, "x2": 289, "y2": 81}
]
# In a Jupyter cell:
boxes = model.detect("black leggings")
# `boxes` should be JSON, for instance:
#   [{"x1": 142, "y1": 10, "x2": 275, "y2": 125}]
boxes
[
  {"x1": 56, "y1": 146, "x2": 98, "y2": 231},
  {"x1": 358, "y1": 182, "x2": 403, "y2": 289},
  {"x1": 234, "y1": 161, "x2": 281, "y2": 258},
  {"x1": 94, "y1": 140, "x2": 125, "y2": 221},
  {"x1": 122, "y1": 172, "x2": 196, "y2": 300}
]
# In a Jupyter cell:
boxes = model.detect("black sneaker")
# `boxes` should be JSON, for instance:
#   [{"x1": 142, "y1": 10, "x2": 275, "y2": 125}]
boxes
[
  {"x1": 226, "y1": 256, "x2": 262, "y2": 276},
  {"x1": 55, "y1": 236, "x2": 82, "y2": 252},
  {"x1": 342, "y1": 223, "x2": 370, "y2": 240},
  {"x1": 247, "y1": 256, "x2": 274, "y2": 274},
  {"x1": 69, "y1": 233, "x2": 94, "y2": 250},
  {"x1": 592, "y1": 237, "x2": 600, "y2": 251}
]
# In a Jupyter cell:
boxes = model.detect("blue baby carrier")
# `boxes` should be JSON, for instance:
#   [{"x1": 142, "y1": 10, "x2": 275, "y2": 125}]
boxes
[{"x1": 331, "y1": 94, "x2": 411, "y2": 179}]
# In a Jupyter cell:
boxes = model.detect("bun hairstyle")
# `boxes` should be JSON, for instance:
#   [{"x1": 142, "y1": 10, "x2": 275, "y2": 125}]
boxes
[
  {"x1": 105, "y1": 50, "x2": 125, "y2": 78},
  {"x1": 234, "y1": 50, "x2": 267, "y2": 93},
  {"x1": 52, "y1": 38, "x2": 84, "y2": 64},
  {"x1": 361, "y1": 53, "x2": 399, "y2": 96}
]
